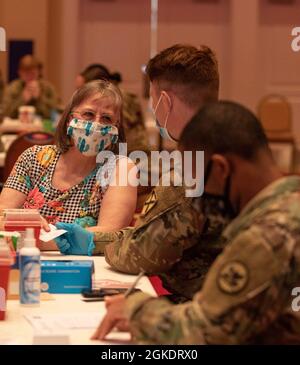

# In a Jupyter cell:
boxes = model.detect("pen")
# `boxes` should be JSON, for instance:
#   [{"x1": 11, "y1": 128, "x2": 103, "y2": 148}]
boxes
[{"x1": 123, "y1": 270, "x2": 145, "y2": 298}]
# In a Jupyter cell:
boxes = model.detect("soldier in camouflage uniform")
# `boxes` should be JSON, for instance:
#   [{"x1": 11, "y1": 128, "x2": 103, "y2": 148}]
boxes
[
  {"x1": 2, "y1": 55, "x2": 58, "y2": 119},
  {"x1": 95, "y1": 44, "x2": 226, "y2": 301},
  {"x1": 92, "y1": 102, "x2": 300, "y2": 344},
  {"x1": 101, "y1": 188, "x2": 229, "y2": 301}
]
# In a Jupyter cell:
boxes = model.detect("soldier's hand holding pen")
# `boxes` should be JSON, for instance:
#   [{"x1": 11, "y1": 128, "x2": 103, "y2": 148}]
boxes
[
  {"x1": 91, "y1": 294, "x2": 129, "y2": 341},
  {"x1": 91, "y1": 271, "x2": 145, "y2": 341}
]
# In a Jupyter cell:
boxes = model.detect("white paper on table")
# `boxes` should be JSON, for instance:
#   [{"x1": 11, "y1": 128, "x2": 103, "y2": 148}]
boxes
[
  {"x1": 24, "y1": 312, "x2": 103, "y2": 331},
  {"x1": 39, "y1": 223, "x2": 67, "y2": 242},
  {"x1": 24, "y1": 312, "x2": 131, "y2": 344}
]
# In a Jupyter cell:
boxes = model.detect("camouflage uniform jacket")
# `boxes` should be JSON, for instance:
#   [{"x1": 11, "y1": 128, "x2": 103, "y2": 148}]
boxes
[
  {"x1": 121, "y1": 90, "x2": 150, "y2": 155},
  {"x1": 94, "y1": 173, "x2": 231, "y2": 301},
  {"x1": 2, "y1": 79, "x2": 58, "y2": 119},
  {"x1": 125, "y1": 176, "x2": 300, "y2": 344}
]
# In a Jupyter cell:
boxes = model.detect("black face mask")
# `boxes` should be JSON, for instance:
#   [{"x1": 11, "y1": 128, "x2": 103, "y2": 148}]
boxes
[{"x1": 202, "y1": 159, "x2": 237, "y2": 219}]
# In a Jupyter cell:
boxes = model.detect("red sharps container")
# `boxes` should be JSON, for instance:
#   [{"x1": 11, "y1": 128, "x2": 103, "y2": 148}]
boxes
[{"x1": 4, "y1": 209, "x2": 41, "y2": 250}]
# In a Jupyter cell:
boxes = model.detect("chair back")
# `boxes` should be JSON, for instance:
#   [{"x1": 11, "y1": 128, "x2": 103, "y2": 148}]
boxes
[
  {"x1": 3, "y1": 131, "x2": 54, "y2": 182},
  {"x1": 258, "y1": 94, "x2": 292, "y2": 140}
]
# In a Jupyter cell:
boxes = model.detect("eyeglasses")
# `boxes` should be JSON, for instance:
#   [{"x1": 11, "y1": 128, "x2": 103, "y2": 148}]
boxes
[{"x1": 71, "y1": 109, "x2": 114, "y2": 124}]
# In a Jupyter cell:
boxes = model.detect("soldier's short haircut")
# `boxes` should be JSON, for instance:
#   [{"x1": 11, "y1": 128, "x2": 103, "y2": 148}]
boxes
[
  {"x1": 146, "y1": 44, "x2": 219, "y2": 108},
  {"x1": 180, "y1": 101, "x2": 272, "y2": 161}
]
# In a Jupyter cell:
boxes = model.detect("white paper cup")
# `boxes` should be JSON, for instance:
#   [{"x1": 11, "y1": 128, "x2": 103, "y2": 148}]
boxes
[{"x1": 18, "y1": 106, "x2": 36, "y2": 124}]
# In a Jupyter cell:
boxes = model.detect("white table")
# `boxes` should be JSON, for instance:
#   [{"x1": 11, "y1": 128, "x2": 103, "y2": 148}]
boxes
[
  {"x1": 0, "y1": 252, "x2": 156, "y2": 345},
  {"x1": 0, "y1": 118, "x2": 43, "y2": 134}
]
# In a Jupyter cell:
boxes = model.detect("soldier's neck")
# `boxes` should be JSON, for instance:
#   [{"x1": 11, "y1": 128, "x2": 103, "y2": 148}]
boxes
[{"x1": 237, "y1": 159, "x2": 283, "y2": 212}]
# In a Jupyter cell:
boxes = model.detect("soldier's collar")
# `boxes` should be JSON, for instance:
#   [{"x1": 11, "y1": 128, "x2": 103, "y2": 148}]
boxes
[{"x1": 238, "y1": 175, "x2": 300, "y2": 218}]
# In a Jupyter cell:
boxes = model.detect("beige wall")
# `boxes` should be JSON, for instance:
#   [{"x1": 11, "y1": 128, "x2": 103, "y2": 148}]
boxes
[
  {"x1": 0, "y1": 0, "x2": 48, "y2": 83},
  {"x1": 47, "y1": 0, "x2": 63, "y2": 96},
  {"x1": 79, "y1": 0, "x2": 151, "y2": 97},
  {"x1": 259, "y1": 0, "x2": 300, "y2": 145},
  {"x1": 77, "y1": 0, "x2": 300, "y2": 133},
  {"x1": 48, "y1": 0, "x2": 80, "y2": 103},
  {"x1": 157, "y1": 0, "x2": 230, "y2": 100},
  {"x1": 0, "y1": 0, "x2": 299, "y2": 142}
]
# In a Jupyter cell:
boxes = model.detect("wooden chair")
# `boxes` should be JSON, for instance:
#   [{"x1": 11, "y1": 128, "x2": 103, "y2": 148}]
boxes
[
  {"x1": 258, "y1": 94, "x2": 293, "y2": 141},
  {"x1": 258, "y1": 94, "x2": 294, "y2": 172},
  {"x1": 3, "y1": 131, "x2": 54, "y2": 182}
]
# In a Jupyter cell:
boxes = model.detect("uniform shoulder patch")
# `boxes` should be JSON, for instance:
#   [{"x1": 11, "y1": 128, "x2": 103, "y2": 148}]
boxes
[
  {"x1": 217, "y1": 261, "x2": 249, "y2": 295},
  {"x1": 141, "y1": 190, "x2": 158, "y2": 216}
]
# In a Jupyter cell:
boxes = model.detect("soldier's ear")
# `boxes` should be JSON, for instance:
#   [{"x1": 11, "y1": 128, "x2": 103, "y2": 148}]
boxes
[{"x1": 210, "y1": 154, "x2": 230, "y2": 183}]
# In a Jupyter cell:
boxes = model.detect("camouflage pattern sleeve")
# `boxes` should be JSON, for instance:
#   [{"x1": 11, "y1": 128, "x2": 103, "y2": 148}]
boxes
[
  {"x1": 2, "y1": 79, "x2": 58, "y2": 119},
  {"x1": 158, "y1": 194, "x2": 231, "y2": 301},
  {"x1": 2, "y1": 80, "x2": 25, "y2": 118},
  {"x1": 92, "y1": 183, "x2": 185, "y2": 258},
  {"x1": 121, "y1": 90, "x2": 150, "y2": 155},
  {"x1": 32, "y1": 80, "x2": 58, "y2": 119},
  {"x1": 102, "y1": 184, "x2": 204, "y2": 275},
  {"x1": 93, "y1": 229, "x2": 133, "y2": 255},
  {"x1": 125, "y1": 216, "x2": 300, "y2": 344}
]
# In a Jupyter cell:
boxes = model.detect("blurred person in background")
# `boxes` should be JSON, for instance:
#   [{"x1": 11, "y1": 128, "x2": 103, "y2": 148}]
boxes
[{"x1": 2, "y1": 55, "x2": 58, "y2": 119}]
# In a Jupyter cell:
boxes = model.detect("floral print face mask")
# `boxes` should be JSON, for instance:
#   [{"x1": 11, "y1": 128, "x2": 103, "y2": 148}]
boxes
[{"x1": 67, "y1": 118, "x2": 119, "y2": 157}]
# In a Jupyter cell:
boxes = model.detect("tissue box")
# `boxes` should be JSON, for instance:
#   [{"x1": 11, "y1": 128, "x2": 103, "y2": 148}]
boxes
[{"x1": 41, "y1": 260, "x2": 94, "y2": 294}]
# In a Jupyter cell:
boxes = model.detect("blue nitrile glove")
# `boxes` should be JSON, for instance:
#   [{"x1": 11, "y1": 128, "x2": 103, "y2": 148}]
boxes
[{"x1": 54, "y1": 222, "x2": 95, "y2": 256}]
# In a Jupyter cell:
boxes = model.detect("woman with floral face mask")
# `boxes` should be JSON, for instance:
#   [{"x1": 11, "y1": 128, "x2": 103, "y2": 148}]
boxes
[{"x1": 0, "y1": 80, "x2": 137, "y2": 252}]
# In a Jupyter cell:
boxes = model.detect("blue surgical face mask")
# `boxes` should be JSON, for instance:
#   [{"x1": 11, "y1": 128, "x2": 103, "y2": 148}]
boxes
[{"x1": 153, "y1": 94, "x2": 177, "y2": 142}]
